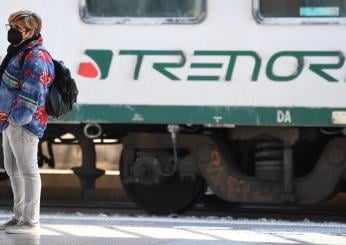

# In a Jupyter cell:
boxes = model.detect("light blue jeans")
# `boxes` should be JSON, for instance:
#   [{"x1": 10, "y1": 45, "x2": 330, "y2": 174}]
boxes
[{"x1": 2, "y1": 125, "x2": 41, "y2": 224}]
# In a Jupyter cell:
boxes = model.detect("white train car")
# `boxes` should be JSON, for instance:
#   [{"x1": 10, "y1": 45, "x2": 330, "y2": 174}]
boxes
[{"x1": 1, "y1": 0, "x2": 346, "y2": 213}]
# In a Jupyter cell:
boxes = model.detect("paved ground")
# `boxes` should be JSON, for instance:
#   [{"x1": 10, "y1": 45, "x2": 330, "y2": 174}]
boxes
[{"x1": 0, "y1": 211, "x2": 346, "y2": 245}]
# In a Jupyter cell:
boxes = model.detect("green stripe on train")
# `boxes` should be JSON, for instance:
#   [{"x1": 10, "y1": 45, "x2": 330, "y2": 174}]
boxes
[{"x1": 57, "y1": 104, "x2": 346, "y2": 126}]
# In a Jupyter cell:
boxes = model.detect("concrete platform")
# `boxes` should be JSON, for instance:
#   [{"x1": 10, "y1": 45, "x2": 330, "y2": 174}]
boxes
[{"x1": 0, "y1": 211, "x2": 346, "y2": 245}]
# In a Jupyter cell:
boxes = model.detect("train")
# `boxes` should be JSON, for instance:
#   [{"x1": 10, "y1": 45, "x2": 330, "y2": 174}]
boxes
[{"x1": 1, "y1": 0, "x2": 346, "y2": 214}]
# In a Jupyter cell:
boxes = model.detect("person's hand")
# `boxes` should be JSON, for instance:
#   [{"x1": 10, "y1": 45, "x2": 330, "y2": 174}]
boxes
[{"x1": 0, "y1": 113, "x2": 8, "y2": 121}]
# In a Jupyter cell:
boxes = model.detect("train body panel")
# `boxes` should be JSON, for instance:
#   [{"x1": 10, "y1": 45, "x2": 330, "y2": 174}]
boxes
[
  {"x1": 1, "y1": 0, "x2": 346, "y2": 214},
  {"x1": 1, "y1": 0, "x2": 346, "y2": 126}
]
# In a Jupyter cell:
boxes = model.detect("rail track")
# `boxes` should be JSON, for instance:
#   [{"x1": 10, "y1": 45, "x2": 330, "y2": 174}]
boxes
[
  {"x1": 1, "y1": 193, "x2": 345, "y2": 223},
  {"x1": 0, "y1": 172, "x2": 345, "y2": 222}
]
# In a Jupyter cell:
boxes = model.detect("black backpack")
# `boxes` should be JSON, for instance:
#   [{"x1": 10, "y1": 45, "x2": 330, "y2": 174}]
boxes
[{"x1": 20, "y1": 48, "x2": 78, "y2": 119}]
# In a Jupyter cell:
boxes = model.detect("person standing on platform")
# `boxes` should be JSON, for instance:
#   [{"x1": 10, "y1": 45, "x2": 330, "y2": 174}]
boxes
[{"x1": 0, "y1": 10, "x2": 54, "y2": 234}]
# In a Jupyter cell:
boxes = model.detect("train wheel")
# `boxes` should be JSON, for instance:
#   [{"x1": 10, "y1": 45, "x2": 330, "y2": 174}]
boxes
[{"x1": 119, "y1": 151, "x2": 206, "y2": 214}]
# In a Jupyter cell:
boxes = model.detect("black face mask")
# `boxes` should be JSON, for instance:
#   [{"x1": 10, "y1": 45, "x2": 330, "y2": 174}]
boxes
[{"x1": 7, "y1": 28, "x2": 23, "y2": 45}]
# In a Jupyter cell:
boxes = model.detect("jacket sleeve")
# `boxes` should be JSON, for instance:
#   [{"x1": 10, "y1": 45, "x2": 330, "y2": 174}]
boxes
[{"x1": 9, "y1": 50, "x2": 51, "y2": 125}]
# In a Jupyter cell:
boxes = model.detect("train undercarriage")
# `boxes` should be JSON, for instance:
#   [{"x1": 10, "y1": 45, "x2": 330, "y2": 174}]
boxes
[{"x1": 1, "y1": 124, "x2": 346, "y2": 214}]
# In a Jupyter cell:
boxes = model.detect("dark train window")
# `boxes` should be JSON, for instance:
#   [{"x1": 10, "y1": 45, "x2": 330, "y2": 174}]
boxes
[
  {"x1": 254, "y1": 0, "x2": 346, "y2": 24},
  {"x1": 81, "y1": 0, "x2": 206, "y2": 24}
]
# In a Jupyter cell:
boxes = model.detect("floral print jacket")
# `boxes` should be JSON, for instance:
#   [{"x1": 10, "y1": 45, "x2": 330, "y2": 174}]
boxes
[{"x1": 0, "y1": 36, "x2": 55, "y2": 138}]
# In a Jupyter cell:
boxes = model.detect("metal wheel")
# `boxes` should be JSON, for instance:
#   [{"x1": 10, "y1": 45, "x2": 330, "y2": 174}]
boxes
[{"x1": 120, "y1": 150, "x2": 206, "y2": 214}]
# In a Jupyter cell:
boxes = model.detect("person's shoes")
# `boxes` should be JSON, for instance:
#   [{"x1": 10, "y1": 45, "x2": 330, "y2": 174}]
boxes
[
  {"x1": 0, "y1": 217, "x2": 19, "y2": 230},
  {"x1": 5, "y1": 220, "x2": 39, "y2": 234}
]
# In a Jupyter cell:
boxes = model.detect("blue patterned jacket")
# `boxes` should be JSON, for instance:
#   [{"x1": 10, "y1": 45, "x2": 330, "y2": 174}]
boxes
[{"x1": 0, "y1": 36, "x2": 55, "y2": 138}]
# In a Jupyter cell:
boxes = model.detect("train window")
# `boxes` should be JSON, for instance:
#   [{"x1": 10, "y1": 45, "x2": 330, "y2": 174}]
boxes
[
  {"x1": 80, "y1": 0, "x2": 206, "y2": 24},
  {"x1": 254, "y1": 0, "x2": 346, "y2": 24}
]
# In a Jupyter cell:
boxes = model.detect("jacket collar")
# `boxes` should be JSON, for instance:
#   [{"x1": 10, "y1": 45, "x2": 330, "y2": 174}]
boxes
[{"x1": 19, "y1": 34, "x2": 43, "y2": 52}]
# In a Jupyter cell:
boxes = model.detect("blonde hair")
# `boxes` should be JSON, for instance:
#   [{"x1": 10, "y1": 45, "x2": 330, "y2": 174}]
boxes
[{"x1": 8, "y1": 10, "x2": 42, "y2": 35}]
